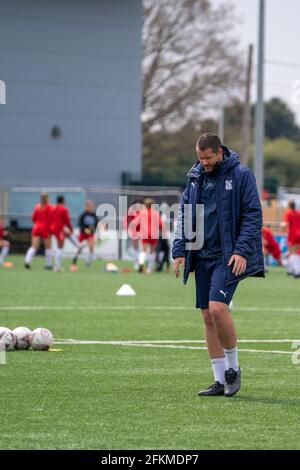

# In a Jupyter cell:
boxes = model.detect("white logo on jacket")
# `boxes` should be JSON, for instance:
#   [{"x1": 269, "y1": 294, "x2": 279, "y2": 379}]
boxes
[{"x1": 225, "y1": 180, "x2": 233, "y2": 191}]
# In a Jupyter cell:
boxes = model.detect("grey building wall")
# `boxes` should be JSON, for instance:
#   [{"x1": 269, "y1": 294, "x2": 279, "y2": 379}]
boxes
[{"x1": 0, "y1": 0, "x2": 142, "y2": 187}]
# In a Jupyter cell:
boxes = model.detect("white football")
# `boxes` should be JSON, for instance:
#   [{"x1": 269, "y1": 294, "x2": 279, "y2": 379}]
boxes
[
  {"x1": 13, "y1": 327, "x2": 32, "y2": 350},
  {"x1": 31, "y1": 328, "x2": 54, "y2": 351},
  {"x1": 0, "y1": 327, "x2": 16, "y2": 351}
]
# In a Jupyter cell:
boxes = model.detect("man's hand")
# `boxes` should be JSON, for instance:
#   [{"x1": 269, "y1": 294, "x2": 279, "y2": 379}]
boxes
[
  {"x1": 173, "y1": 257, "x2": 185, "y2": 278},
  {"x1": 228, "y1": 254, "x2": 247, "y2": 276}
]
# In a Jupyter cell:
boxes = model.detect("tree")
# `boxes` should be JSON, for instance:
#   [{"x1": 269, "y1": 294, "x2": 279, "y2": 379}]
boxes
[
  {"x1": 143, "y1": 121, "x2": 206, "y2": 184},
  {"x1": 216, "y1": 98, "x2": 300, "y2": 159},
  {"x1": 142, "y1": 0, "x2": 243, "y2": 137},
  {"x1": 265, "y1": 98, "x2": 300, "y2": 141},
  {"x1": 264, "y1": 138, "x2": 300, "y2": 188}
]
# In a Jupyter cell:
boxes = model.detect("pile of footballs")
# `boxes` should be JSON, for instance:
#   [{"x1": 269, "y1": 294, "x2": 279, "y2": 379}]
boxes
[{"x1": 0, "y1": 327, "x2": 54, "y2": 351}]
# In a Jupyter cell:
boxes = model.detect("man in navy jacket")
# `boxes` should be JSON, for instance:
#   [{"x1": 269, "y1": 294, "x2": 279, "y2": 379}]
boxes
[{"x1": 172, "y1": 133, "x2": 264, "y2": 397}]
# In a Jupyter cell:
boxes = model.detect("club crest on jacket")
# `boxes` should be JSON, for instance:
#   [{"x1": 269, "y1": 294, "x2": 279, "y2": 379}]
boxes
[{"x1": 225, "y1": 179, "x2": 233, "y2": 191}]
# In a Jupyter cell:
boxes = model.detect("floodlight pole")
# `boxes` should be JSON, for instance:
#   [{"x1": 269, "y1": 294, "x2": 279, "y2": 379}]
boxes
[
  {"x1": 254, "y1": 0, "x2": 265, "y2": 196},
  {"x1": 241, "y1": 44, "x2": 253, "y2": 166},
  {"x1": 218, "y1": 107, "x2": 224, "y2": 143}
]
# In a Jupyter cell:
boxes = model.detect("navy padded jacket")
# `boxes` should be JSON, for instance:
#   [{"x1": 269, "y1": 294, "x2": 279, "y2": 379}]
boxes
[{"x1": 172, "y1": 147, "x2": 265, "y2": 285}]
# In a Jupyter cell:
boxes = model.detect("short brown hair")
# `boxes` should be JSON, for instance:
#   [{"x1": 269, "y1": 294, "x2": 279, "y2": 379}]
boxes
[
  {"x1": 143, "y1": 198, "x2": 156, "y2": 208},
  {"x1": 289, "y1": 200, "x2": 296, "y2": 210},
  {"x1": 196, "y1": 133, "x2": 222, "y2": 153},
  {"x1": 40, "y1": 192, "x2": 49, "y2": 205}
]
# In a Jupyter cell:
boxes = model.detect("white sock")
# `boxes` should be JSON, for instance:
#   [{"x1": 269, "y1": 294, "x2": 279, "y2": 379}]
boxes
[
  {"x1": 86, "y1": 251, "x2": 93, "y2": 265},
  {"x1": 158, "y1": 251, "x2": 164, "y2": 264},
  {"x1": 286, "y1": 255, "x2": 294, "y2": 274},
  {"x1": 0, "y1": 245, "x2": 9, "y2": 264},
  {"x1": 139, "y1": 251, "x2": 146, "y2": 265},
  {"x1": 45, "y1": 248, "x2": 52, "y2": 267},
  {"x1": 69, "y1": 233, "x2": 81, "y2": 249},
  {"x1": 25, "y1": 247, "x2": 36, "y2": 265},
  {"x1": 147, "y1": 252, "x2": 156, "y2": 272},
  {"x1": 290, "y1": 254, "x2": 300, "y2": 275},
  {"x1": 289, "y1": 254, "x2": 296, "y2": 274},
  {"x1": 224, "y1": 347, "x2": 239, "y2": 371},
  {"x1": 211, "y1": 357, "x2": 226, "y2": 385},
  {"x1": 55, "y1": 249, "x2": 63, "y2": 269},
  {"x1": 296, "y1": 255, "x2": 300, "y2": 276}
]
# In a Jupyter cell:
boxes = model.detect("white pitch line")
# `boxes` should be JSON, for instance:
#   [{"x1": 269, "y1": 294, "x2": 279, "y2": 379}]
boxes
[
  {"x1": 53, "y1": 340, "x2": 294, "y2": 355},
  {"x1": 0, "y1": 305, "x2": 188, "y2": 311},
  {"x1": 235, "y1": 348, "x2": 293, "y2": 355},
  {"x1": 2, "y1": 305, "x2": 191, "y2": 311},
  {"x1": 121, "y1": 344, "x2": 294, "y2": 355},
  {"x1": 0, "y1": 305, "x2": 300, "y2": 313},
  {"x1": 55, "y1": 339, "x2": 300, "y2": 344}
]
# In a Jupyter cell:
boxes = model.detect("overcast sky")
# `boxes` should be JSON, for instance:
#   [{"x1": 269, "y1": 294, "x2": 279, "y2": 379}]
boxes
[{"x1": 212, "y1": 0, "x2": 300, "y2": 124}]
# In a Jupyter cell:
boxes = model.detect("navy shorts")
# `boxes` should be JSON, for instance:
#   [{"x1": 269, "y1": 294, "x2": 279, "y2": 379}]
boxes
[{"x1": 195, "y1": 257, "x2": 238, "y2": 309}]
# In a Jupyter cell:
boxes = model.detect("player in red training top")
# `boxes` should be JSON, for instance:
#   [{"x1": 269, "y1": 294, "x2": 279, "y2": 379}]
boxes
[
  {"x1": 25, "y1": 193, "x2": 52, "y2": 269},
  {"x1": 49, "y1": 195, "x2": 74, "y2": 271},
  {"x1": 0, "y1": 217, "x2": 11, "y2": 267},
  {"x1": 262, "y1": 225, "x2": 282, "y2": 267},
  {"x1": 136, "y1": 198, "x2": 164, "y2": 273},
  {"x1": 123, "y1": 199, "x2": 143, "y2": 270},
  {"x1": 282, "y1": 200, "x2": 300, "y2": 277}
]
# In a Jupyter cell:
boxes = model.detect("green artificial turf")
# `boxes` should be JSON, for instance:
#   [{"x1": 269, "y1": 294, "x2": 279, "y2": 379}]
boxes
[{"x1": 0, "y1": 256, "x2": 299, "y2": 449}]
